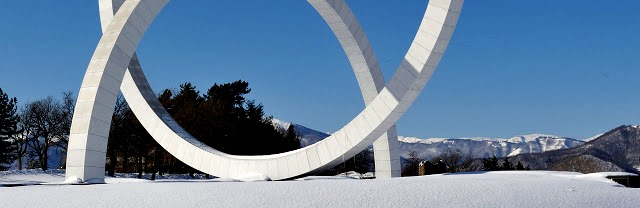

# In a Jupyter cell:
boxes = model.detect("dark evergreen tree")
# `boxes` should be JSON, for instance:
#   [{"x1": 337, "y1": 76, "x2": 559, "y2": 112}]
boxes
[
  {"x1": 158, "y1": 89, "x2": 174, "y2": 111},
  {"x1": 482, "y1": 155, "x2": 500, "y2": 171},
  {"x1": 104, "y1": 80, "x2": 308, "y2": 176},
  {"x1": 434, "y1": 160, "x2": 447, "y2": 174},
  {"x1": 197, "y1": 80, "x2": 295, "y2": 155},
  {"x1": 0, "y1": 88, "x2": 19, "y2": 170},
  {"x1": 157, "y1": 89, "x2": 190, "y2": 174},
  {"x1": 172, "y1": 82, "x2": 205, "y2": 138},
  {"x1": 106, "y1": 96, "x2": 128, "y2": 176},
  {"x1": 106, "y1": 94, "x2": 185, "y2": 177},
  {"x1": 515, "y1": 161, "x2": 525, "y2": 170},
  {"x1": 283, "y1": 124, "x2": 301, "y2": 151},
  {"x1": 501, "y1": 157, "x2": 514, "y2": 170}
]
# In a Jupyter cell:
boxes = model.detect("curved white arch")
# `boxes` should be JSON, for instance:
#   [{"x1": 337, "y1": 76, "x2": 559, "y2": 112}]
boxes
[
  {"x1": 66, "y1": 0, "x2": 464, "y2": 183},
  {"x1": 308, "y1": 0, "x2": 401, "y2": 178}
]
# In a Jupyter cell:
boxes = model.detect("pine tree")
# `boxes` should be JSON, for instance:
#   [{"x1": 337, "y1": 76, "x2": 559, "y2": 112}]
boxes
[
  {"x1": 0, "y1": 88, "x2": 19, "y2": 170},
  {"x1": 104, "y1": 80, "x2": 311, "y2": 175},
  {"x1": 434, "y1": 160, "x2": 447, "y2": 174},
  {"x1": 482, "y1": 155, "x2": 500, "y2": 171},
  {"x1": 283, "y1": 124, "x2": 301, "y2": 151},
  {"x1": 515, "y1": 161, "x2": 525, "y2": 170},
  {"x1": 501, "y1": 157, "x2": 514, "y2": 170}
]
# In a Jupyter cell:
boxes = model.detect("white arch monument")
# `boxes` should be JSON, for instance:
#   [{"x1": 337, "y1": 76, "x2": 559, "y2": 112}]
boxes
[{"x1": 66, "y1": 0, "x2": 464, "y2": 183}]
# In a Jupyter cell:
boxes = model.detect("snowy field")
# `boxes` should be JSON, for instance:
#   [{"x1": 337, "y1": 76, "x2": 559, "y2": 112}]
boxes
[{"x1": 1, "y1": 171, "x2": 639, "y2": 208}]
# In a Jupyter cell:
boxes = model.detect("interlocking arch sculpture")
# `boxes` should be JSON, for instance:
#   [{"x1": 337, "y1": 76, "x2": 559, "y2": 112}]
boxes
[{"x1": 66, "y1": 0, "x2": 464, "y2": 183}]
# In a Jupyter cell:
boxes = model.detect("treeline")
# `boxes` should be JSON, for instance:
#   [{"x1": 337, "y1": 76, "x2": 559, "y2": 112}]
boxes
[
  {"x1": 0, "y1": 88, "x2": 73, "y2": 171},
  {"x1": 105, "y1": 81, "x2": 302, "y2": 178},
  {"x1": 401, "y1": 149, "x2": 532, "y2": 176},
  {"x1": 402, "y1": 149, "x2": 480, "y2": 176},
  {"x1": 481, "y1": 156, "x2": 530, "y2": 171},
  {"x1": 0, "y1": 81, "x2": 303, "y2": 177}
]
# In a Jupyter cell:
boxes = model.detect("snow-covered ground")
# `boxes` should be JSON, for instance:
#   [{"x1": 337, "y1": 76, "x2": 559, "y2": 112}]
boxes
[{"x1": 1, "y1": 170, "x2": 638, "y2": 207}]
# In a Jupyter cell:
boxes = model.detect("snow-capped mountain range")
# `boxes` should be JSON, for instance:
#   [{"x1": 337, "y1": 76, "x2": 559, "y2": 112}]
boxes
[
  {"x1": 511, "y1": 125, "x2": 640, "y2": 174},
  {"x1": 398, "y1": 134, "x2": 583, "y2": 159},
  {"x1": 272, "y1": 119, "x2": 584, "y2": 159}
]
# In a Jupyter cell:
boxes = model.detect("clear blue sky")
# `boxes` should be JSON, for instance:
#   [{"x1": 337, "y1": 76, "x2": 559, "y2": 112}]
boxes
[{"x1": 1, "y1": 1, "x2": 639, "y2": 140}]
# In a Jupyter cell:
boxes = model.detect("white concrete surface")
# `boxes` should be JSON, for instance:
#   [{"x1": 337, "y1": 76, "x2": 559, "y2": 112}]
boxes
[
  {"x1": 308, "y1": 0, "x2": 401, "y2": 178},
  {"x1": 66, "y1": 0, "x2": 464, "y2": 183}
]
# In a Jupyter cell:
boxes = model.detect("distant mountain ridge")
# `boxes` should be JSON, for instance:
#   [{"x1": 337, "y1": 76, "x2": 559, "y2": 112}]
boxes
[
  {"x1": 398, "y1": 134, "x2": 583, "y2": 159},
  {"x1": 271, "y1": 119, "x2": 330, "y2": 147},
  {"x1": 511, "y1": 125, "x2": 640, "y2": 173},
  {"x1": 272, "y1": 119, "x2": 582, "y2": 159}
]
